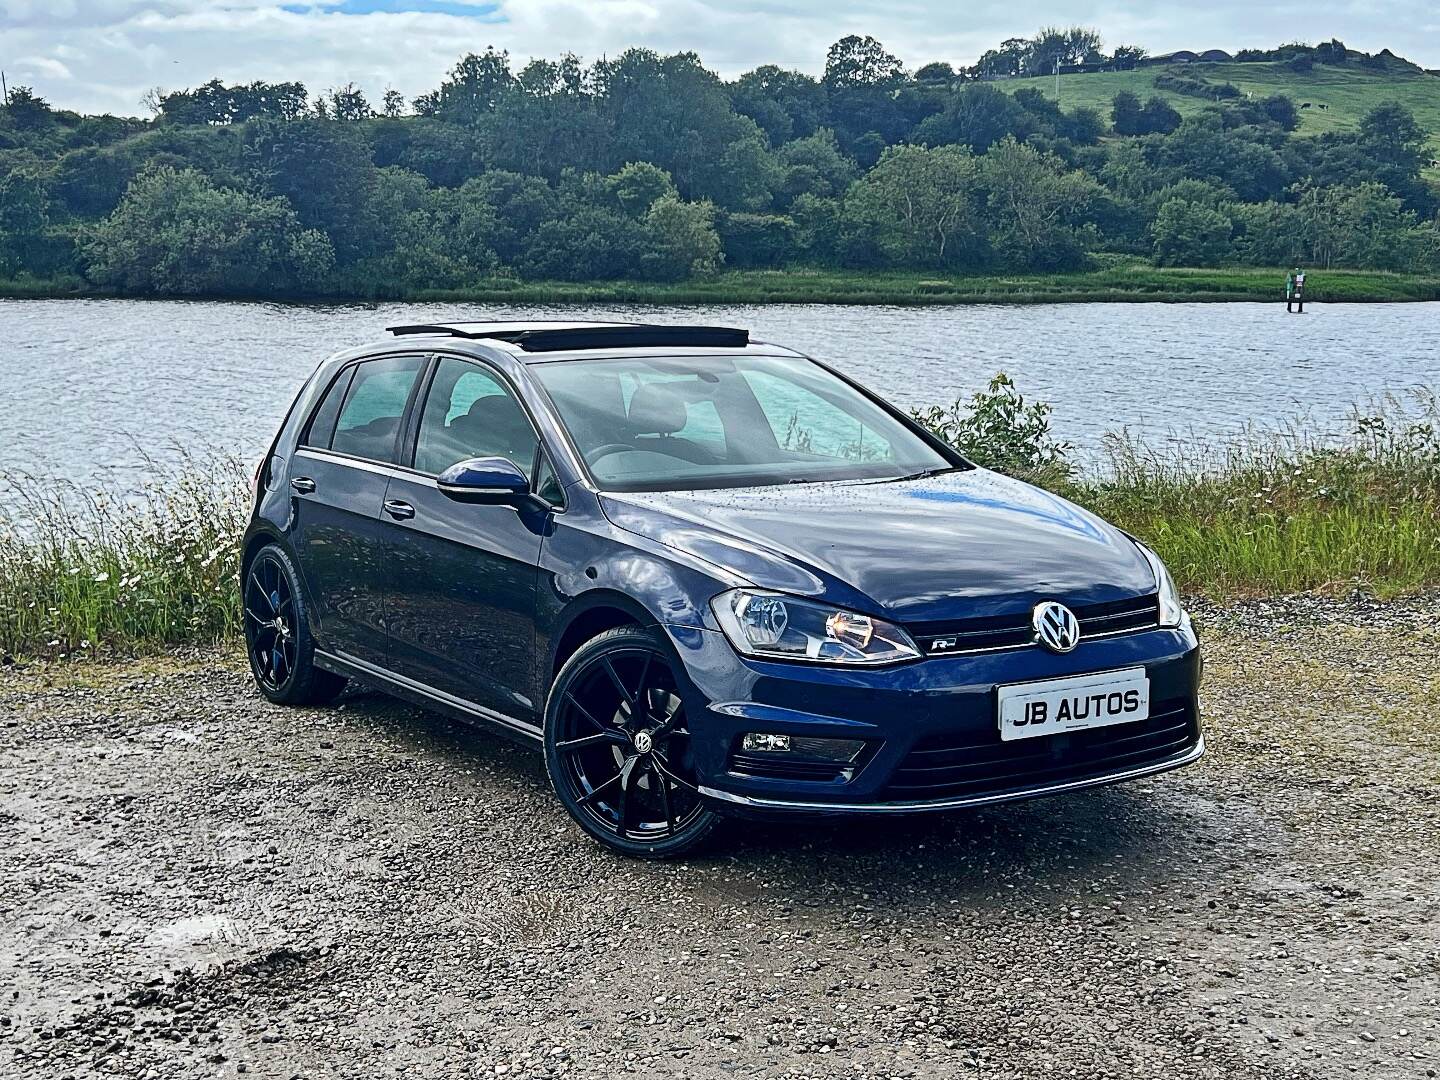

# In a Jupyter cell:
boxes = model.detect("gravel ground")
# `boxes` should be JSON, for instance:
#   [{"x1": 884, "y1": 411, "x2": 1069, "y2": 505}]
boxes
[{"x1": 2, "y1": 598, "x2": 1438, "y2": 1080}]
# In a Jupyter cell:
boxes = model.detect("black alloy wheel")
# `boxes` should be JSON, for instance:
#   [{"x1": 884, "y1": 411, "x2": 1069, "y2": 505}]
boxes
[
  {"x1": 242, "y1": 544, "x2": 347, "y2": 706},
  {"x1": 545, "y1": 627, "x2": 719, "y2": 857}
]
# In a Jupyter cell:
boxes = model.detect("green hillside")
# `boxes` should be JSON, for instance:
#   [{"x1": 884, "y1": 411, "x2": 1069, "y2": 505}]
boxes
[{"x1": 1006, "y1": 61, "x2": 1440, "y2": 174}]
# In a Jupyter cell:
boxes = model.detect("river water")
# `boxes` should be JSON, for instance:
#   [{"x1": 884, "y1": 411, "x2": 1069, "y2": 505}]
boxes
[{"x1": 3, "y1": 297, "x2": 1437, "y2": 489}]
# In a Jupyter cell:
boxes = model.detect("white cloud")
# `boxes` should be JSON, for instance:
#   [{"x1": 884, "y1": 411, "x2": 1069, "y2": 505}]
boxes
[{"x1": 1, "y1": 0, "x2": 1436, "y2": 116}]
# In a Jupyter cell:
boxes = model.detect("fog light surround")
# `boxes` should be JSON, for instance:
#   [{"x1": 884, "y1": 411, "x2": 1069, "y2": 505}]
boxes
[{"x1": 738, "y1": 733, "x2": 868, "y2": 763}]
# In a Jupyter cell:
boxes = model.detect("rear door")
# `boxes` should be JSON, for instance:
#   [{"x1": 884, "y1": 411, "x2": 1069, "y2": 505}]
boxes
[
  {"x1": 379, "y1": 356, "x2": 553, "y2": 726},
  {"x1": 288, "y1": 354, "x2": 427, "y2": 663}
]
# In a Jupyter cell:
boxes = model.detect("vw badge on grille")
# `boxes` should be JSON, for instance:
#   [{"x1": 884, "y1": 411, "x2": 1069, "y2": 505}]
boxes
[{"x1": 1032, "y1": 601, "x2": 1080, "y2": 653}]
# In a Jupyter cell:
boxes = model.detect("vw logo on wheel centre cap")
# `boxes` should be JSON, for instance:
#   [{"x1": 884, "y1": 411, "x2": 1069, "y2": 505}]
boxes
[{"x1": 1032, "y1": 601, "x2": 1080, "y2": 653}]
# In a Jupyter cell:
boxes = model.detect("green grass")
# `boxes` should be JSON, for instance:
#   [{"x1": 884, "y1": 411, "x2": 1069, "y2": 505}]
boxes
[
  {"x1": 5, "y1": 264, "x2": 1440, "y2": 307},
  {"x1": 1006, "y1": 60, "x2": 1440, "y2": 176},
  {"x1": 2, "y1": 393, "x2": 1437, "y2": 661},
  {"x1": 1066, "y1": 396, "x2": 1440, "y2": 597}
]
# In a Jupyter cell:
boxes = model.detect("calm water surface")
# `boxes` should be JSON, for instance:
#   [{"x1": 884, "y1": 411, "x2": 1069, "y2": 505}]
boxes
[{"x1": 3, "y1": 297, "x2": 1437, "y2": 489}]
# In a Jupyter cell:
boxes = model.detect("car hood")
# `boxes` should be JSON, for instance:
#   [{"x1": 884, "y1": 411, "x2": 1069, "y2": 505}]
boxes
[{"x1": 599, "y1": 469, "x2": 1157, "y2": 624}]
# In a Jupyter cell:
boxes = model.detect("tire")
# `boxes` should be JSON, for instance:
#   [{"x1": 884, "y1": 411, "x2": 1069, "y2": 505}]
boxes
[
  {"x1": 242, "y1": 543, "x2": 348, "y2": 707},
  {"x1": 544, "y1": 626, "x2": 720, "y2": 858}
]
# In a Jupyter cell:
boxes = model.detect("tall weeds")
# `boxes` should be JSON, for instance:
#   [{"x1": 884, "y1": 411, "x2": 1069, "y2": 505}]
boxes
[
  {"x1": 0, "y1": 456, "x2": 248, "y2": 659},
  {"x1": 1075, "y1": 392, "x2": 1440, "y2": 596}
]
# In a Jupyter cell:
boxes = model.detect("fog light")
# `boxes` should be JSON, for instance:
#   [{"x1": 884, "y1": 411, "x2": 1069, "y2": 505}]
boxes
[{"x1": 741, "y1": 732, "x2": 792, "y2": 752}]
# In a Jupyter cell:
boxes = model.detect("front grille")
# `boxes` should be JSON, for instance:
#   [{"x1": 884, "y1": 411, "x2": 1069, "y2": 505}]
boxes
[
  {"x1": 880, "y1": 696, "x2": 1197, "y2": 803},
  {"x1": 910, "y1": 594, "x2": 1160, "y2": 656}
]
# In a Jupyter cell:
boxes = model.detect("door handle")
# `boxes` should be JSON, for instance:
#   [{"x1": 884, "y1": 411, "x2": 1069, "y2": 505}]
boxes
[
  {"x1": 384, "y1": 499, "x2": 416, "y2": 521},
  {"x1": 290, "y1": 476, "x2": 316, "y2": 495}
]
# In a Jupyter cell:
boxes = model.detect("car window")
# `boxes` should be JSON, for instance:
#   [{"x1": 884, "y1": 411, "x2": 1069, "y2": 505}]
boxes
[
  {"x1": 742, "y1": 369, "x2": 896, "y2": 463},
  {"x1": 414, "y1": 357, "x2": 539, "y2": 479},
  {"x1": 330, "y1": 355, "x2": 426, "y2": 463},
  {"x1": 617, "y1": 372, "x2": 728, "y2": 455},
  {"x1": 301, "y1": 367, "x2": 353, "y2": 449},
  {"x1": 533, "y1": 452, "x2": 565, "y2": 507},
  {"x1": 532, "y1": 354, "x2": 951, "y2": 492}
]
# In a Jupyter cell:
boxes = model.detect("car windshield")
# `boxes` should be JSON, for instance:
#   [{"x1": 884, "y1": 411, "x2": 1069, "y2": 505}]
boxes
[{"x1": 530, "y1": 354, "x2": 957, "y2": 492}]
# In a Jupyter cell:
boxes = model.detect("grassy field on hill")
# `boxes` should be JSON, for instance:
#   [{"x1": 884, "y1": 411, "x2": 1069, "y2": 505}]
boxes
[{"x1": 1006, "y1": 61, "x2": 1440, "y2": 174}]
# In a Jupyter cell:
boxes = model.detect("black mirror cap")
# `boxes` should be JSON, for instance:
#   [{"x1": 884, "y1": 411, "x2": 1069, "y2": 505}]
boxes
[{"x1": 437, "y1": 456, "x2": 530, "y2": 505}]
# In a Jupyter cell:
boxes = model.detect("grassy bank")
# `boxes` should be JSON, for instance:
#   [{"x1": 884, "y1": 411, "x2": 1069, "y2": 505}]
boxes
[
  {"x1": 2, "y1": 393, "x2": 1437, "y2": 660},
  {"x1": 5, "y1": 264, "x2": 1440, "y2": 307}
]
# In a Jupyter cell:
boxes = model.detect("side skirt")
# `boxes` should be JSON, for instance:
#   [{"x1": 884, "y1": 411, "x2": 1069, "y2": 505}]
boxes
[{"x1": 314, "y1": 649, "x2": 543, "y2": 748}]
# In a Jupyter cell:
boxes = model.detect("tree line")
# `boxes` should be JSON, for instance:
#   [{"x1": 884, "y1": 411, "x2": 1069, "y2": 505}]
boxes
[{"x1": 0, "y1": 31, "x2": 1437, "y2": 297}]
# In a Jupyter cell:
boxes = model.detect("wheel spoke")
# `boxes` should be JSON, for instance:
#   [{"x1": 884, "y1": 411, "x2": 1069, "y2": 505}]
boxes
[
  {"x1": 616, "y1": 755, "x2": 640, "y2": 836},
  {"x1": 576, "y1": 769, "x2": 624, "y2": 809},
  {"x1": 651, "y1": 758, "x2": 675, "y2": 837},
  {"x1": 248, "y1": 571, "x2": 274, "y2": 615},
  {"x1": 651, "y1": 707, "x2": 686, "y2": 739},
  {"x1": 556, "y1": 731, "x2": 626, "y2": 753},
  {"x1": 600, "y1": 657, "x2": 632, "y2": 704},
  {"x1": 632, "y1": 652, "x2": 653, "y2": 708},
  {"x1": 244, "y1": 606, "x2": 271, "y2": 626},
  {"x1": 652, "y1": 758, "x2": 699, "y2": 795},
  {"x1": 564, "y1": 692, "x2": 609, "y2": 735}
]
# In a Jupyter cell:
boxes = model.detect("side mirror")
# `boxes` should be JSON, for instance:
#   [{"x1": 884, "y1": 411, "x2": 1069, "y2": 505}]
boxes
[{"x1": 437, "y1": 457, "x2": 531, "y2": 506}]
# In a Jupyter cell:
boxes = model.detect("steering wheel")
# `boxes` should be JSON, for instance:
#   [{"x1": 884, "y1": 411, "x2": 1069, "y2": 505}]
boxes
[{"x1": 586, "y1": 443, "x2": 637, "y2": 464}]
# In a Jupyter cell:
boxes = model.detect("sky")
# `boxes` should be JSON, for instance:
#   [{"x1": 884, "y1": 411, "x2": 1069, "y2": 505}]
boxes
[{"x1": 2, "y1": 0, "x2": 1437, "y2": 117}]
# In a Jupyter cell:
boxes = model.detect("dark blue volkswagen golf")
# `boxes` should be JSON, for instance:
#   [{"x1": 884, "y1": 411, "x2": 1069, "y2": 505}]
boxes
[{"x1": 244, "y1": 322, "x2": 1202, "y2": 857}]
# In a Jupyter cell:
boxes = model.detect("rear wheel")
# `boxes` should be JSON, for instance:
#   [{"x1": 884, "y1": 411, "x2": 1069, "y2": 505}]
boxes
[
  {"x1": 243, "y1": 544, "x2": 347, "y2": 706},
  {"x1": 544, "y1": 627, "x2": 719, "y2": 858}
]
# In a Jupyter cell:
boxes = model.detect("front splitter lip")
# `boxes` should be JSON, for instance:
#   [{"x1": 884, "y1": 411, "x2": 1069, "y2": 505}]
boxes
[{"x1": 698, "y1": 734, "x2": 1205, "y2": 814}]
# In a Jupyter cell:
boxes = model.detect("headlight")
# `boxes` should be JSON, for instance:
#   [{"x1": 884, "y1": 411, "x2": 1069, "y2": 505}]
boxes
[
  {"x1": 1136, "y1": 542, "x2": 1183, "y2": 628},
  {"x1": 711, "y1": 590, "x2": 921, "y2": 665}
]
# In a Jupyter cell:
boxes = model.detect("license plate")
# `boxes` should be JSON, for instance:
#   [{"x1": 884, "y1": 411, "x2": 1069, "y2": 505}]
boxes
[{"x1": 997, "y1": 667, "x2": 1150, "y2": 742}]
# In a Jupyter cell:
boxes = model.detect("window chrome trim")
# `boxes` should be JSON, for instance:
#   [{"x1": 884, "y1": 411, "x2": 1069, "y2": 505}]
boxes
[{"x1": 294, "y1": 446, "x2": 439, "y2": 487}]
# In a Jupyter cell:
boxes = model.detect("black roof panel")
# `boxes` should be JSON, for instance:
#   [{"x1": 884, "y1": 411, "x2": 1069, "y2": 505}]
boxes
[{"x1": 388, "y1": 322, "x2": 749, "y2": 352}]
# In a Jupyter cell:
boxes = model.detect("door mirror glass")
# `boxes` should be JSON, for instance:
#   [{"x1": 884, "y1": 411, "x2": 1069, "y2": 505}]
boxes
[{"x1": 437, "y1": 457, "x2": 531, "y2": 505}]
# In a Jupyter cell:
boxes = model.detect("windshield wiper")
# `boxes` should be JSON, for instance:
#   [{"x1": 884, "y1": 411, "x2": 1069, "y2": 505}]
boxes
[{"x1": 886, "y1": 466, "x2": 954, "y2": 483}]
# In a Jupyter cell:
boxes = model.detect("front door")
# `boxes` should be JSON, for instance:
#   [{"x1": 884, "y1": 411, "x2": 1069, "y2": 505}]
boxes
[
  {"x1": 381, "y1": 357, "x2": 550, "y2": 725},
  {"x1": 289, "y1": 354, "x2": 426, "y2": 663}
]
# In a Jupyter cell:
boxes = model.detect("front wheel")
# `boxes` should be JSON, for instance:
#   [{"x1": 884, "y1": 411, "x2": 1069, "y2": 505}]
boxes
[
  {"x1": 242, "y1": 544, "x2": 347, "y2": 706},
  {"x1": 544, "y1": 627, "x2": 720, "y2": 858}
]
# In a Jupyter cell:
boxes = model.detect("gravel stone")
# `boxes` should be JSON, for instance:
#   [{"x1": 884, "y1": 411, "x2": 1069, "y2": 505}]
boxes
[{"x1": 1, "y1": 597, "x2": 1436, "y2": 1078}]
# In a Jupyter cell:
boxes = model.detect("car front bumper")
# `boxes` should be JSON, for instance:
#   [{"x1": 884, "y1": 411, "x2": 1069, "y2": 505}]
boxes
[{"x1": 664, "y1": 620, "x2": 1204, "y2": 817}]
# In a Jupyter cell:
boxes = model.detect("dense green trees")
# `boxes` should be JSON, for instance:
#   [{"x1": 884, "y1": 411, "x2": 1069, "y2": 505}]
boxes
[
  {"x1": 0, "y1": 31, "x2": 1436, "y2": 298},
  {"x1": 980, "y1": 138, "x2": 1103, "y2": 269},
  {"x1": 82, "y1": 167, "x2": 333, "y2": 294},
  {"x1": 841, "y1": 145, "x2": 982, "y2": 268}
]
